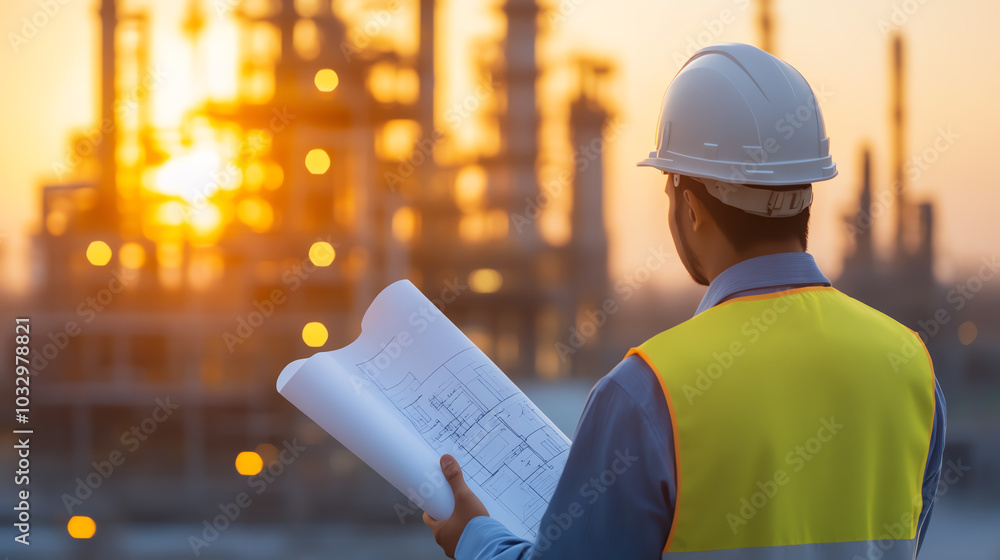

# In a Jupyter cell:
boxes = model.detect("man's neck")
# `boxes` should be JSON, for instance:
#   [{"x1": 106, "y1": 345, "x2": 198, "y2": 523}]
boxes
[{"x1": 705, "y1": 242, "x2": 805, "y2": 284}]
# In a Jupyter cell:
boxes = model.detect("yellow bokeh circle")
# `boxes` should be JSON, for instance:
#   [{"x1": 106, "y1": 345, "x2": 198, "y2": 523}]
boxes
[
  {"x1": 314, "y1": 68, "x2": 339, "y2": 92},
  {"x1": 305, "y1": 149, "x2": 331, "y2": 174},
  {"x1": 67, "y1": 516, "x2": 96, "y2": 539},
  {"x1": 119, "y1": 242, "x2": 146, "y2": 269},
  {"x1": 86, "y1": 241, "x2": 113, "y2": 266},
  {"x1": 302, "y1": 322, "x2": 329, "y2": 347},
  {"x1": 309, "y1": 241, "x2": 336, "y2": 267},
  {"x1": 235, "y1": 451, "x2": 263, "y2": 476},
  {"x1": 469, "y1": 268, "x2": 503, "y2": 293}
]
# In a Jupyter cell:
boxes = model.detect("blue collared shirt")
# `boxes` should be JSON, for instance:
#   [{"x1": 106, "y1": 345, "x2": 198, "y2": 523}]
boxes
[{"x1": 455, "y1": 252, "x2": 947, "y2": 560}]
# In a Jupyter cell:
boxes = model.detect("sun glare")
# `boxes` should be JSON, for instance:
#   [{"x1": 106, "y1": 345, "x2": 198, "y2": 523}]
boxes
[{"x1": 152, "y1": 147, "x2": 230, "y2": 203}]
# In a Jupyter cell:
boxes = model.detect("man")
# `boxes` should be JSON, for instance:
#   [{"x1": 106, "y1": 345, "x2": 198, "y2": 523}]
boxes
[{"x1": 424, "y1": 43, "x2": 946, "y2": 559}]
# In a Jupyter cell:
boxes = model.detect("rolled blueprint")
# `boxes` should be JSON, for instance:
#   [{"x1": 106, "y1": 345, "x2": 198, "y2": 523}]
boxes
[
  {"x1": 277, "y1": 354, "x2": 455, "y2": 519},
  {"x1": 277, "y1": 280, "x2": 570, "y2": 539}
]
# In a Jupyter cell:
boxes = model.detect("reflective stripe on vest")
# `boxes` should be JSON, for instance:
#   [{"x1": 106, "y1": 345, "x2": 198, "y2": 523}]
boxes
[{"x1": 627, "y1": 287, "x2": 936, "y2": 558}]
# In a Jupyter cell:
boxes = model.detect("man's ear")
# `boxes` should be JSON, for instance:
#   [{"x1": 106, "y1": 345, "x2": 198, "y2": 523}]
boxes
[{"x1": 681, "y1": 189, "x2": 710, "y2": 233}]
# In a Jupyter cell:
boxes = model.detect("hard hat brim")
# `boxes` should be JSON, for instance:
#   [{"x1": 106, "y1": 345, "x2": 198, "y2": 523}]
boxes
[
  {"x1": 636, "y1": 156, "x2": 838, "y2": 187},
  {"x1": 637, "y1": 43, "x2": 839, "y2": 187}
]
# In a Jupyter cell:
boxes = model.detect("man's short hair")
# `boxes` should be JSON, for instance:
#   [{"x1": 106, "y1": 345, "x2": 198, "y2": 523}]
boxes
[{"x1": 674, "y1": 174, "x2": 810, "y2": 252}]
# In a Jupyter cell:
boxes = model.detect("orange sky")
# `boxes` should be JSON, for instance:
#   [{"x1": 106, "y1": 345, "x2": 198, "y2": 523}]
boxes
[{"x1": 1, "y1": 0, "x2": 998, "y2": 295}]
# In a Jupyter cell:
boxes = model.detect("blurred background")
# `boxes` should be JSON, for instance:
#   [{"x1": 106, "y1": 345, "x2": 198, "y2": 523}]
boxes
[{"x1": 0, "y1": 0, "x2": 997, "y2": 558}]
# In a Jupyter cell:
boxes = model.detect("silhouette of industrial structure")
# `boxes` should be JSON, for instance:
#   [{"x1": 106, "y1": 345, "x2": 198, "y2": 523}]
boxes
[
  {"x1": 3, "y1": 2, "x2": 997, "y2": 556},
  {"x1": 19, "y1": 0, "x2": 616, "y2": 529},
  {"x1": 838, "y1": 33, "x2": 937, "y2": 328},
  {"x1": 837, "y1": 33, "x2": 999, "y2": 492}
]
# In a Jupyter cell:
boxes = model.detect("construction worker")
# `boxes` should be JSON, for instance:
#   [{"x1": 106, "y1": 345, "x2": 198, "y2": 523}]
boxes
[{"x1": 424, "y1": 43, "x2": 946, "y2": 559}]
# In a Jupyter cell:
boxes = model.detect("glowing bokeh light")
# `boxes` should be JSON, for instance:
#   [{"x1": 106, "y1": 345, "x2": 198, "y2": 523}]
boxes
[
  {"x1": 86, "y1": 241, "x2": 112, "y2": 266},
  {"x1": 244, "y1": 161, "x2": 265, "y2": 191},
  {"x1": 46, "y1": 211, "x2": 68, "y2": 236},
  {"x1": 378, "y1": 120, "x2": 419, "y2": 160},
  {"x1": 235, "y1": 451, "x2": 263, "y2": 476},
  {"x1": 119, "y1": 242, "x2": 146, "y2": 269},
  {"x1": 958, "y1": 321, "x2": 978, "y2": 345},
  {"x1": 295, "y1": 19, "x2": 321, "y2": 60},
  {"x1": 392, "y1": 207, "x2": 418, "y2": 242},
  {"x1": 302, "y1": 322, "x2": 329, "y2": 347},
  {"x1": 263, "y1": 161, "x2": 284, "y2": 190},
  {"x1": 308, "y1": 241, "x2": 336, "y2": 266},
  {"x1": 189, "y1": 204, "x2": 223, "y2": 237},
  {"x1": 237, "y1": 198, "x2": 274, "y2": 233},
  {"x1": 305, "y1": 149, "x2": 331, "y2": 174},
  {"x1": 255, "y1": 443, "x2": 279, "y2": 466},
  {"x1": 155, "y1": 201, "x2": 186, "y2": 227},
  {"x1": 67, "y1": 516, "x2": 96, "y2": 539},
  {"x1": 469, "y1": 268, "x2": 503, "y2": 293},
  {"x1": 455, "y1": 165, "x2": 487, "y2": 211},
  {"x1": 187, "y1": 252, "x2": 225, "y2": 291},
  {"x1": 314, "y1": 68, "x2": 339, "y2": 92}
]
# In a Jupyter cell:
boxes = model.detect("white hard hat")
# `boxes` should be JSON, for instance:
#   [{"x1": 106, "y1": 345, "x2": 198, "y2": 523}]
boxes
[{"x1": 638, "y1": 43, "x2": 837, "y2": 216}]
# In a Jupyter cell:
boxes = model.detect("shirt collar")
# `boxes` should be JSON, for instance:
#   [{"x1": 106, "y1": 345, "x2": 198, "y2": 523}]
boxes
[{"x1": 695, "y1": 252, "x2": 831, "y2": 315}]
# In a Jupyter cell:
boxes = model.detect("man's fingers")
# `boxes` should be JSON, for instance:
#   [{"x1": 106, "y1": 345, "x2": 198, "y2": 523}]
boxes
[
  {"x1": 422, "y1": 511, "x2": 437, "y2": 528},
  {"x1": 441, "y1": 454, "x2": 465, "y2": 488}
]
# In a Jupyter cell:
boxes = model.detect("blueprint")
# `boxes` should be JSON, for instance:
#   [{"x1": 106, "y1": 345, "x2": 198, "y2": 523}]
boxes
[{"x1": 277, "y1": 280, "x2": 571, "y2": 540}]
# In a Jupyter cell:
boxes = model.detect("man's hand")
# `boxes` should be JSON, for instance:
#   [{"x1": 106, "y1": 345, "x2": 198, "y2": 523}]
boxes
[{"x1": 423, "y1": 454, "x2": 489, "y2": 558}]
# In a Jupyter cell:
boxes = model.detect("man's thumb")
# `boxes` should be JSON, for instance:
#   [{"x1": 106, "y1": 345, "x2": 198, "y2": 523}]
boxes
[{"x1": 441, "y1": 454, "x2": 465, "y2": 488}]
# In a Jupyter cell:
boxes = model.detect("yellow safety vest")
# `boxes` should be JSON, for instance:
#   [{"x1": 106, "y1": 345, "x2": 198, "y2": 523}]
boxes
[{"x1": 627, "y1": 287, "x2": 936, "y2": 559}]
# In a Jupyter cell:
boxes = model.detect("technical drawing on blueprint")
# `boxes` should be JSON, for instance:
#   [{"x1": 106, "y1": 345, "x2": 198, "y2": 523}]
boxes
[
  {"x1": 356, "y1": 345, "x2": 570, "y2": 539},
  {"x1": 277, "y1": 280, "x2": 572, "y2": 541}
]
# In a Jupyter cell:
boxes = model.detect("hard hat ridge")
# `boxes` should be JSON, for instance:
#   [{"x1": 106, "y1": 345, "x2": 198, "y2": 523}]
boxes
[{"x1": 639, "y1": 43, "x2": 837, "y2": 189}]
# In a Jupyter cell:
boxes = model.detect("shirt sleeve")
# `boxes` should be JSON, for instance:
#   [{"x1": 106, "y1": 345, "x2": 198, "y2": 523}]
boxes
[
  {"x1": 915, "y1": 376, "x2": 947, "y2": 554},
  {"x1": 455, "y1": 355, "x2": 677, "y2": 560}
]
